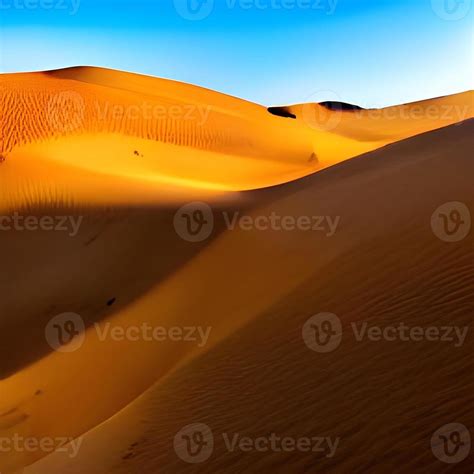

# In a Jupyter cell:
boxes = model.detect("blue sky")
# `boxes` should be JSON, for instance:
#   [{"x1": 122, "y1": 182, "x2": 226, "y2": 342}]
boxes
[{"x1": 1, "y1": 0, "x2": 472, "y2": 106}]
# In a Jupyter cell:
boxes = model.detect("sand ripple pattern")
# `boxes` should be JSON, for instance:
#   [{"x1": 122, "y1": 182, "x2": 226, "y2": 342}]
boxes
[{"x1": 1, "y1": 75, "x2": 256, "y2": 158}]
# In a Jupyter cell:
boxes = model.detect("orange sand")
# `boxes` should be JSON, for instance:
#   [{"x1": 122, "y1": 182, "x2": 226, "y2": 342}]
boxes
[{"x1": 0, "y1": 67, "x2": 472, "y2": 472}]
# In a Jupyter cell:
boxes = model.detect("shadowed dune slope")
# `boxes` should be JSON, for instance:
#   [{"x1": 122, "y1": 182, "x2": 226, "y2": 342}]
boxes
[{"x1": 17, "y1": 120, "x2": 474, "y2": 473}]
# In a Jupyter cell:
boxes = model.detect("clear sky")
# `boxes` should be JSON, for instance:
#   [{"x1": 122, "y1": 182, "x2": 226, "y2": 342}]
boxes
[{"x1": 1, "y1": 0, "x2": 472, "y2": 106}]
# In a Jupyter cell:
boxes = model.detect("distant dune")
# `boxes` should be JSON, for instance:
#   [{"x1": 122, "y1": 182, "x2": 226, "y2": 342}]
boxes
[{"x1": 0, "y1": 67, "x2": 472, "y2": 472}]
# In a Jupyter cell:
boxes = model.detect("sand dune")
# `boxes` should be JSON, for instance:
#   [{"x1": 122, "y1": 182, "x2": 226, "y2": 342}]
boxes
[
  {"x1": 287, "y1": 91, "x2": 473, "y2": 141},
  {"x1": 0, "y1": 67, "x2": 472, "y2": 472},
  {"x1": 1, "y1": 68, "x2": 472, "y2": 210},
  {"x1": 20, "y1": 120, "x2": 474, "y2": 474}
]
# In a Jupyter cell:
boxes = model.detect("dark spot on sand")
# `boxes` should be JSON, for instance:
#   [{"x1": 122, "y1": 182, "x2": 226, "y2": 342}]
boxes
[
  {"x1": 267, "y1": 107, "x2": 297, "y2": 119},
  {"x1": 107, "y1": 297, "x2": 117, "y2": 307},
  {"x1": 319, "y1": 101, "x2": 364, "y2": 111},
  {"x1": 84, "y1": 233, "x2": 100, "y2": 247},
  {"x1": 35, "y1": 390, "x2": 43, "y2": 396},
  {"x1": 0, "y1": 154, "x2": 6, "y2": 164}
]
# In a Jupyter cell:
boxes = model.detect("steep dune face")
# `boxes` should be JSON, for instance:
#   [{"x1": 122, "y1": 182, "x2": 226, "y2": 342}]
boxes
[{"x1": 7, "y1": 120, "x2": 473, "y2": 473}]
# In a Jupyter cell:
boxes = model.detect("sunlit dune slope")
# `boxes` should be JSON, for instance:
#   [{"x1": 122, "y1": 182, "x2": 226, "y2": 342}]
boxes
[
  {"x1": 286, "y1": 91, "x2": 473, "y2": 141},
  {"x1": 0, "y1": 67, "x2": 317, "y2": 206},
  {"x1": 2, "y1": 120, "x2": 472, "y2": 473},
  {"x1": 1, "y1": 67, "x2": 472, "y2": 211}
]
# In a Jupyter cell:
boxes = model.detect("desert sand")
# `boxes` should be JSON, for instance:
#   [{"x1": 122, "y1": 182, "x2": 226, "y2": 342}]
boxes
[
  {"x1": 1, "y1": 67, "x2": 472, "y2": 208},
  {"x1": 0, "y1": 67, "x2": 472, "y2": 473}
]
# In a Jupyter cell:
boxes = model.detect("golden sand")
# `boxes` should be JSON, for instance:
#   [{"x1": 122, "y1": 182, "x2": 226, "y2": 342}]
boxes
[{"x1": 0, "y1": 67, "x2": 472, "y2": 472}]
